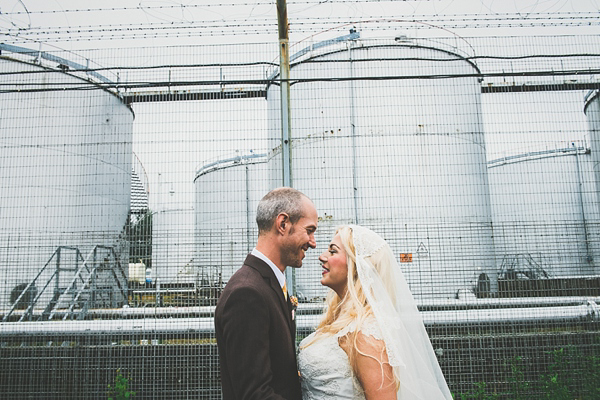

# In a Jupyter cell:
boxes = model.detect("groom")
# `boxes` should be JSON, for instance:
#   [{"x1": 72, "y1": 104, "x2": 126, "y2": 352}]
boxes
[{"x1": 215, "y1": 187, "x2": 318, "y2": 400}]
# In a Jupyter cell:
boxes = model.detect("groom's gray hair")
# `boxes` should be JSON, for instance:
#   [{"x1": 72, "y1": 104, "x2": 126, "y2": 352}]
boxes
[{"x1": 256, "y1": 187, "x2": 309, "y2": 234}]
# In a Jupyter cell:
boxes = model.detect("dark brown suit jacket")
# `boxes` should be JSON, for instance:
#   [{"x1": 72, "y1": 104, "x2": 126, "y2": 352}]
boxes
[{"x1": 215, "y1": 254, "x2": 301, "y2": 400}]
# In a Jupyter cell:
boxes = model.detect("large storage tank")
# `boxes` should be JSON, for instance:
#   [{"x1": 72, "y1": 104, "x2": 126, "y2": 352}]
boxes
[
  {"x1": 267, "y1": 36, "x2": 496, "y2": 300},
  {"x1": 585, "y1": 90, "x2": 600, "y2": 206},
  {"x1": 488, "y1": 145, "x2": 600, "y2": 279},
  {"x1": 0, "y1": 48, "x2": 133, "y2": 309},
  {"x1": 194, "y1": 153, "x2": 268, "y2": 285},
  {"x1": 151, "y1": 208, "x2": 196, "y2": 285}
]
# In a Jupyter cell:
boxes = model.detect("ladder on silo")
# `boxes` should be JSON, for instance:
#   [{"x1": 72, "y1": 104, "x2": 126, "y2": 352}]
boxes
[{"x1": 2, "y1": 245, "x2": 129, "y2": 322}]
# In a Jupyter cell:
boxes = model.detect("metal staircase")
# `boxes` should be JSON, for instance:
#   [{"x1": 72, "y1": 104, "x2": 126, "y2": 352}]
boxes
[
  {"x1": 3, "y1": 245, "x2": 129, "y2": 322},
  {"x1": 499, "y1": 253, "x2": 551, "y2": 281}
]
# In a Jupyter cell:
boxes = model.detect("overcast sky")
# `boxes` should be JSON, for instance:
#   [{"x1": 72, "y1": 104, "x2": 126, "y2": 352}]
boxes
[{"x1": 1, "y1": 0, "x2": 599, "y2": 50}]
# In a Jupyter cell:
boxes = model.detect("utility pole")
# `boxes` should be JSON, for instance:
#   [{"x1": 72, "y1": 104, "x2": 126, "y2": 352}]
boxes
[
  {"x1": 276, "y1": 0, "x2": 295, "y2": 292},
  {"x1": 276, "y1": 0, "x2": 292, "y2": 188}
]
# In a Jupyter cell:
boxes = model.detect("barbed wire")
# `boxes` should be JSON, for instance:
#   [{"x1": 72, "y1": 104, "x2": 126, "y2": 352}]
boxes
[
  {"x1": 3, "y1": 20, "x2": 599, "y2": 43},
  {"x1": 1, "y1": 1, "x2": 598, "y2": 44},
  {"x1": 0, "y1": 1, "x2": 443, "y2": 16},
  {"x1": 3, "y1": 12, "x2": 599, "y2": 32}
]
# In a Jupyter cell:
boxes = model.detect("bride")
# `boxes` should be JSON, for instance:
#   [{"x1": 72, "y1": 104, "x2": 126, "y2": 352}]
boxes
[{"x1": 298, "y1": 225, "x2": 453, "y2": 399}]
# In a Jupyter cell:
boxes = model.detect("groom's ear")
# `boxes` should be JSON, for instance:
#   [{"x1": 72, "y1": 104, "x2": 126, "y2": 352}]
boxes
[{"x1": 276, "y1": 213, "x2": 290, "y2": 235}]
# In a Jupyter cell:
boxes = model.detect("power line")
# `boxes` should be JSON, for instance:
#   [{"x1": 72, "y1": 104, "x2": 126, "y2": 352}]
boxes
[
  {"x1": 1, "y1": 66, "x2": 599, "y2": 93},
  {"x1": 1, "y1": 52, "x2": 598, "y2": 75}
]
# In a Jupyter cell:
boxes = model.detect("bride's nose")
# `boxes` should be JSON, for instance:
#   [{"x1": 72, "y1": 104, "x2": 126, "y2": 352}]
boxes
[{"x1": 318, "y1": 252, "x2": 328, "y2": 263}]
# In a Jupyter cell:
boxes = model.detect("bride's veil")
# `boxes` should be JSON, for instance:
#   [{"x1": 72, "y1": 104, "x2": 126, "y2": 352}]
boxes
[{"x1": 349, "y1": 225, "x2": 453, "y2": 399}]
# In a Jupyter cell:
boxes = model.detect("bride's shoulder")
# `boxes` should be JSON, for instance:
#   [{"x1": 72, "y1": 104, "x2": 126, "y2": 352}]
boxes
[
  {"x1": 334, "y1": 314, "x2": 383, "y2": 340},
  {"x1": 357, "y1": 315, "x2": 383, "y2": 340}
]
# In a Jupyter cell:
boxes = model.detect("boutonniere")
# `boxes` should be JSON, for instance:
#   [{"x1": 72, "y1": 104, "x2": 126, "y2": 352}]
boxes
[{"x1": 290, "y1": 296, "x2": 298, "y2": 320}]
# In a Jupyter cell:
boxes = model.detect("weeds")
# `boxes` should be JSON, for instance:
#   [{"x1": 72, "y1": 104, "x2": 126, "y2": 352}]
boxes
[
  {"x1": 107, "y1": 369, "x2": 136, "y2": 400},
  {"x1": 506, "y1": 355, "x2": 529, "y2": 399},
  {"x1": 454, "y1": 343, "x2": 600, "y2": 399}
]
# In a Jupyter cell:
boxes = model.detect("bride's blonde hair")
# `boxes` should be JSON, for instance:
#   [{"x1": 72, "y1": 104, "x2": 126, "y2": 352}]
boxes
[{"x1": 303, "y1": 225, "x2": 399, "y2": 390}]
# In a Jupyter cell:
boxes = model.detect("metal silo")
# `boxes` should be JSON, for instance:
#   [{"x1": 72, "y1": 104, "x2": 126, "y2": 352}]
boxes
[
  {"x1": 267, "y1": 35, "x2": 495, "y2": 300},
  {"x1": 0, "y1": 47, "x2": 133, "y2": 311},
  {"x1": 488, "y1": 145, "x2": 600, "y2": 281},
  {"x1": 151, "y1": 207, "x2": 196, "y2": 285},
  {"x1": 585, "y1": 90, "x2": 600, "y2": 207},
  {"x1": 194, "y1": 153, "x2": 268, "y2": 286}
]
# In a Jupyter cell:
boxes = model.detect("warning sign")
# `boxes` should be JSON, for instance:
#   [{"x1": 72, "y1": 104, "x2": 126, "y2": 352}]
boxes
[
  {"x1": 400, "y1": 253, "x2": 413, "y2": 263},
  {"x1": 416, "y1": 242, "x2": 429, "y2": 257}
]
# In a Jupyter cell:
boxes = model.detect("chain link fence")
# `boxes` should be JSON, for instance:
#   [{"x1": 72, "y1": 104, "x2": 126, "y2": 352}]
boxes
[{"x1": 1, "y1": 31, "x2": 600, "y2": 398}]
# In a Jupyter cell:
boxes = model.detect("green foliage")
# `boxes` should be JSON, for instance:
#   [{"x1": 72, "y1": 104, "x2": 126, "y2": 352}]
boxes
[
  {"x1": 580, "y1": 345, "x2": 600, "y2": 399},
  {"x1": 107, "y1": 369, "x2": 136, "y2": 400},
  {"x1": 540, "y1": 345, "x2": 600, "y2": 400},
  {"x1": 454, "y1": 382, "x2": 498, "y2": 400},
  {"x1": 540, "y1": 348, "x2": 573, "y2": 400},
  {"x1": 454, "y1": 341, "x2": 600, "y2": 400},
  {"x1": 506, "y1": 355, "x2": 529, "y2": 399}
]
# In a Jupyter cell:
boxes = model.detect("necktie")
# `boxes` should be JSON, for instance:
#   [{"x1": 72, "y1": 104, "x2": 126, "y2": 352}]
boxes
[{"x1": 282, "y1": 282, "x2": 288, "y2": 301}]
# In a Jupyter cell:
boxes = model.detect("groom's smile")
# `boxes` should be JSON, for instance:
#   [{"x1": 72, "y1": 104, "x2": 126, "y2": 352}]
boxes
[{"x1": 281, "y1": 197, "x2": 318, "y2": 268}]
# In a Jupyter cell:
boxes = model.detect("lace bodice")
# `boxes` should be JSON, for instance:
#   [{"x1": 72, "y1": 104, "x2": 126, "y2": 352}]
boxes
[{"x1": 298, "y1": 318, "x2": 383, "y2": 400}]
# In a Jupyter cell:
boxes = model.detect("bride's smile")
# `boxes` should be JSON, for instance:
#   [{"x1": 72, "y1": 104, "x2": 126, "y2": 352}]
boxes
[{"x1": 318, "y1": 235, "x2": 348, "y2": 297}]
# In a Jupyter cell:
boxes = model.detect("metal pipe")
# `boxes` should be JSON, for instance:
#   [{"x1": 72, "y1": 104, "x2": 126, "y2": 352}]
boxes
[
  {"x1": 6, "y1": 295, "x2": 599, "y2": 321},
  {"x1": 1, "y1": 301, "x2": 596, "y2": 336},
  {"x1": 298, "y1": 302, "x2": 598, "y2": 328},
  {"x1": 573, "y1": 142, "x2": 593, "y2": 267},
  {"x1": 348, "y1": 40, "x2": 359, "y2": 224},
  {"x1": 194, "y1": 152, "x2": 267, "y2": 179},
  {"x1": 245, "y1": 162, "x2": 252, "y2": 253}
]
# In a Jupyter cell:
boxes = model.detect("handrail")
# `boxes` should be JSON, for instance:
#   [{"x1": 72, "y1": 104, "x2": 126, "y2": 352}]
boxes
[
  {"x1": 2, "y1": 247, "x2": 66, "y2": 322},
  {"x1": 47, "y1": 245, "x2": 128, "y2": 321},
  {"x1": 0, "y1": 43, "x2": 115, "y2": 85},
  {"x1": 3, "y1": 245, "x2": 128, "y2": 322}
]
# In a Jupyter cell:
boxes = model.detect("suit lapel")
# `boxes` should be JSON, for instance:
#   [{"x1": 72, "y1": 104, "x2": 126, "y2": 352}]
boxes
[{"x1": 244, "y1": 254, "x2": 294, "y2": 335}]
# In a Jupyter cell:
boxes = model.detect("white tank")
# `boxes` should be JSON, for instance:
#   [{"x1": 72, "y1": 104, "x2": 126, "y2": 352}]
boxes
[
  {"x1": 151, "y1": 208, "x2": 196, "y2": 284},
  {"x1": 488, "y1": 146, "x2": 600, "y2": 278},
  {"x1": 267, "y1": 37, "x2": 495, "y2": 300},
  {"x1": 194, "y1": 153, "x2": 268, "y2": 285},
  {"x1": 0, "y1": 52, "x2": 133, "y2": 309},
  {"x1": 585, "y1": 90, "x2": 600, "y2": 207}
]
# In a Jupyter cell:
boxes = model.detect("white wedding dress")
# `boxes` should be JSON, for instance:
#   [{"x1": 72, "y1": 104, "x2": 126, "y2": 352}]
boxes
[
  {"x1": 297, "y1": 225, "x2": 453, "y2": 400},
  {"x1": 298, "y1": 318, "x2": 382, "y2": 400}
]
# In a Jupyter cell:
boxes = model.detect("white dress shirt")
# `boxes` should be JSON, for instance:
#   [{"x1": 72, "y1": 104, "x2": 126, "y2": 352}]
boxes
[{"x1": 251, "y1": 248, "x2": 286, "y2": 290}]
